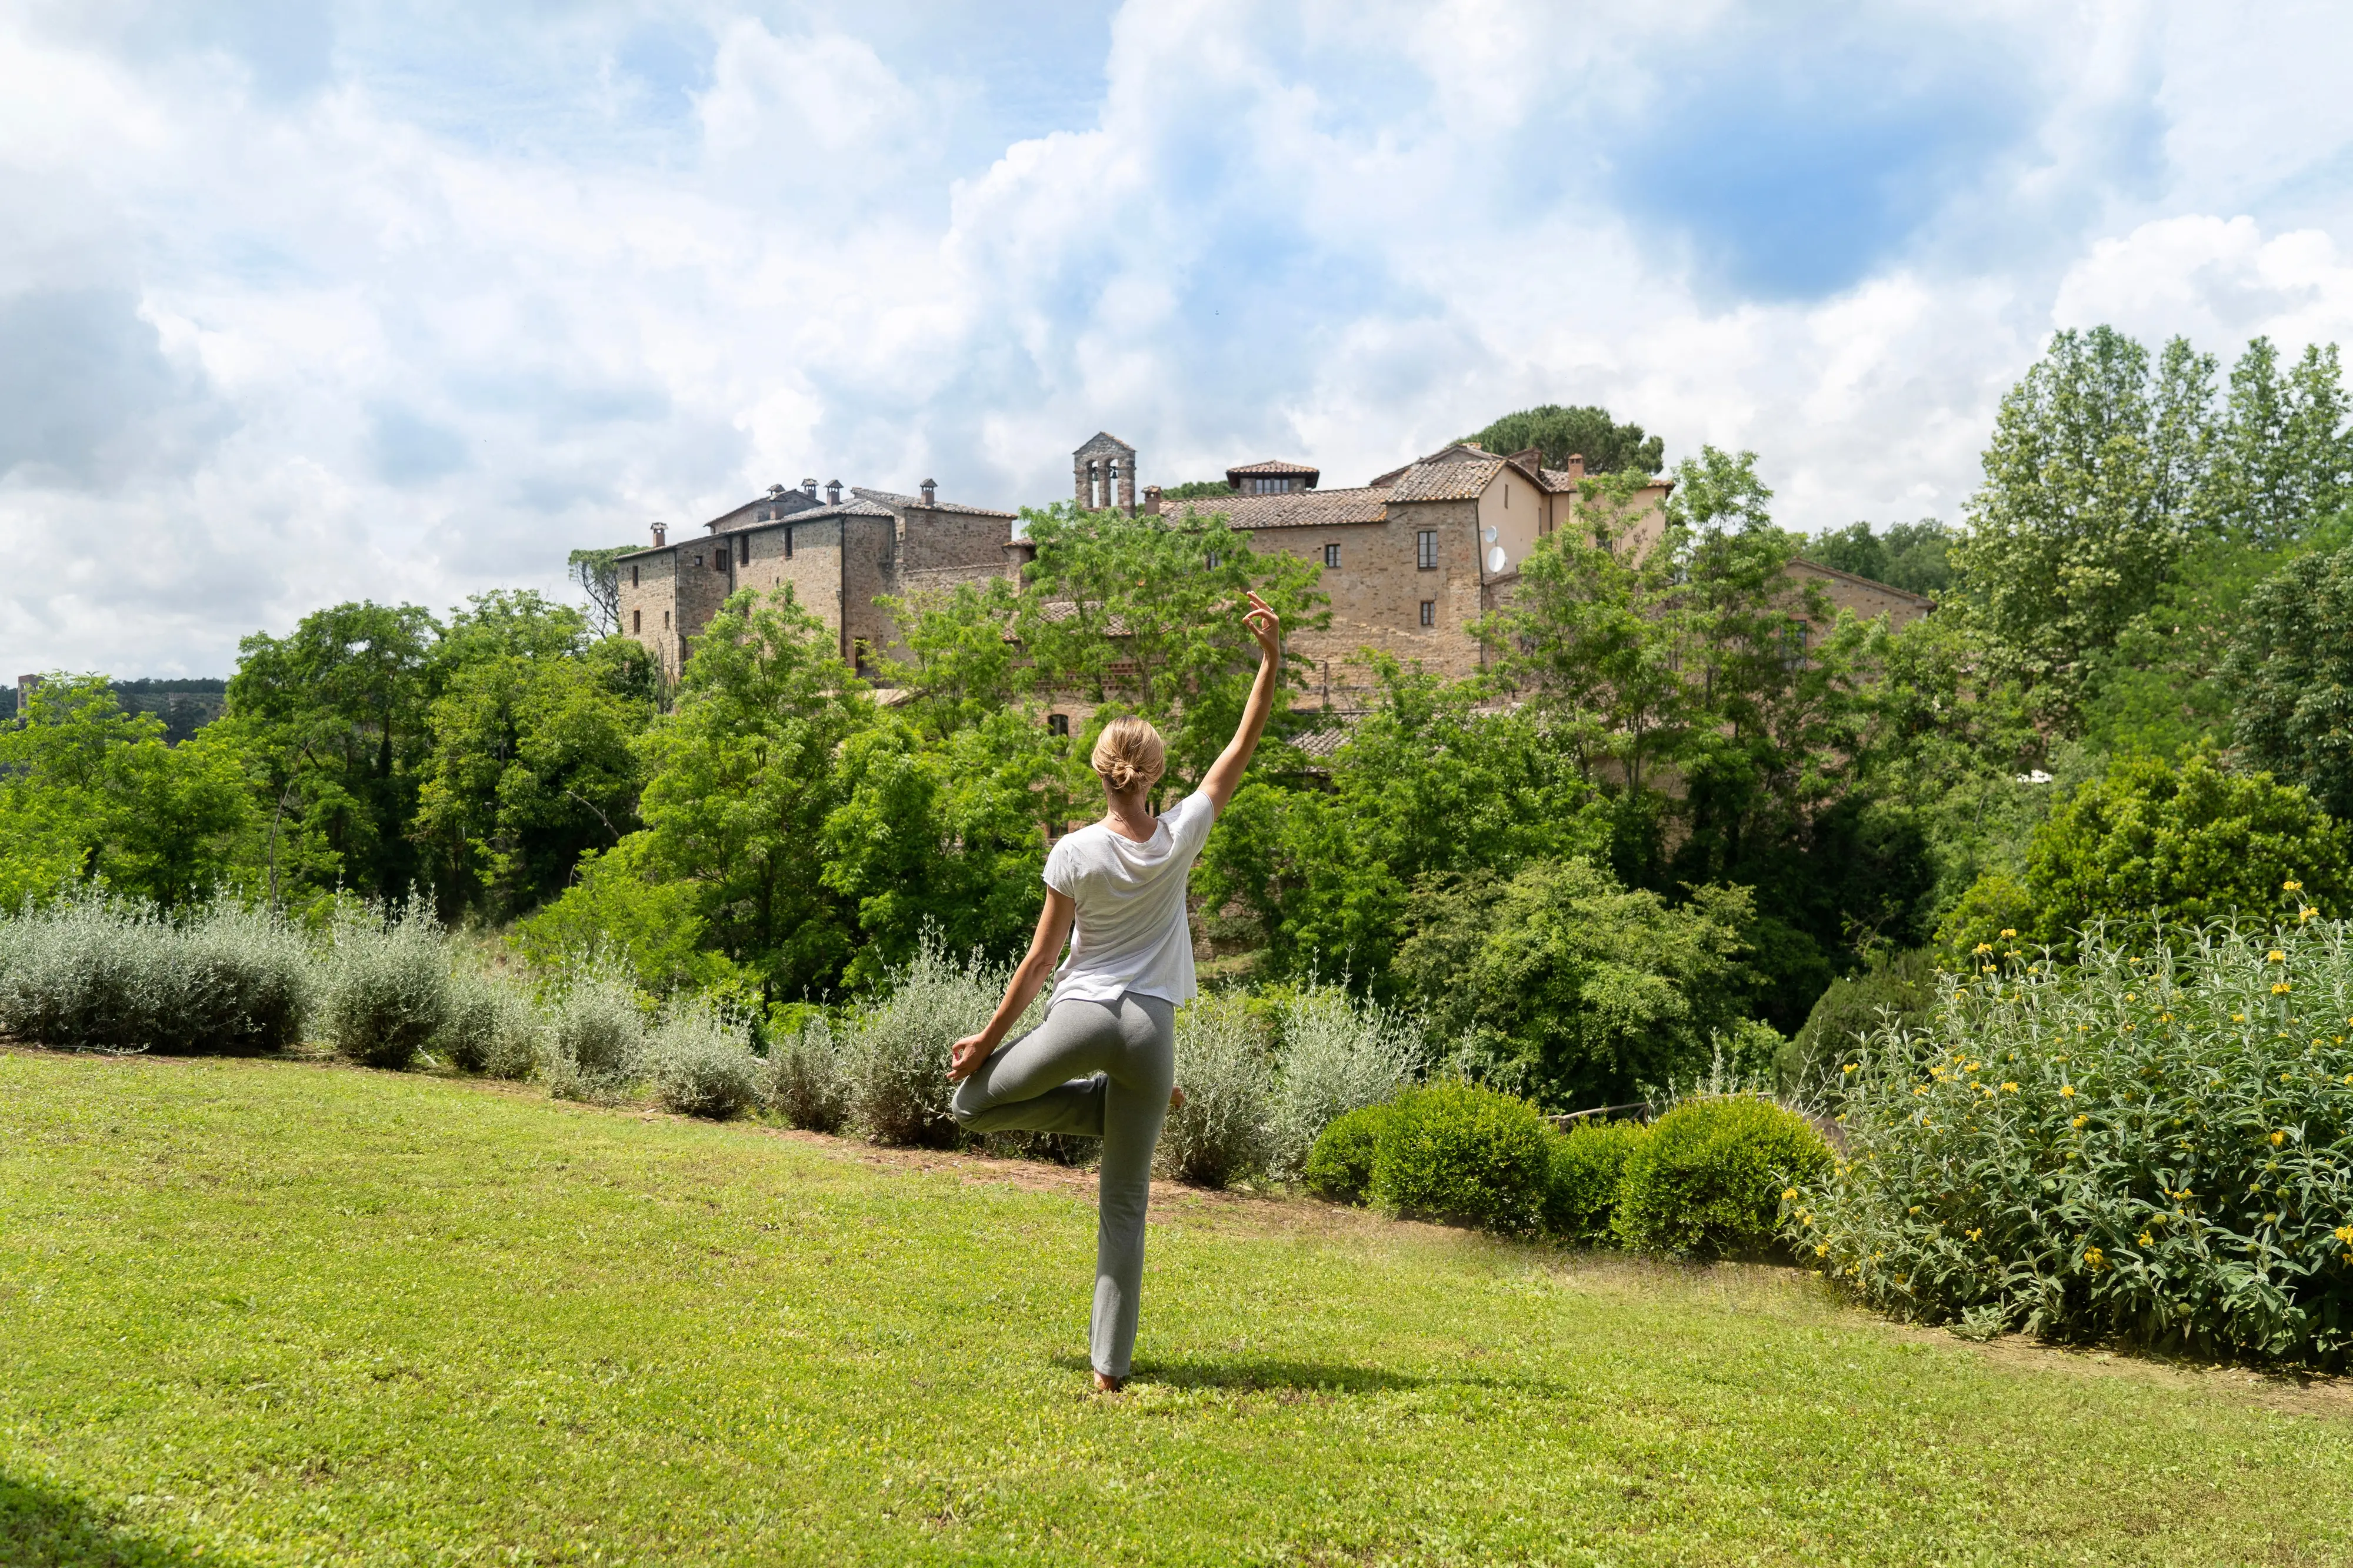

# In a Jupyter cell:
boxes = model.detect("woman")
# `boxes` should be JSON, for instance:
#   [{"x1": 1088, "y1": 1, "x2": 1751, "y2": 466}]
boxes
[{"x1": 949, "y1": 590, "x2": 1284, "y2": 1392}]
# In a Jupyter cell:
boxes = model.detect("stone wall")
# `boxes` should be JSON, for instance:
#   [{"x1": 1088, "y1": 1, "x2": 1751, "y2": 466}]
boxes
[
  {"x1": 617, "y1": 549, "x2": 684, "y2": 680},
  {"x1": 1247, "y1": 500, "x2": 1490, "y2": 700},
  {"x1": 1787, "y1": 560, "x2": 1935, "y2": 630}
]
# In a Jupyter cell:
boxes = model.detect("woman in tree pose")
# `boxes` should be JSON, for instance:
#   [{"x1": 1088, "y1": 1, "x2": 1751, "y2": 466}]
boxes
[{"x1": 949, "y1": 590, "x2": 1284, "y2": 1393}]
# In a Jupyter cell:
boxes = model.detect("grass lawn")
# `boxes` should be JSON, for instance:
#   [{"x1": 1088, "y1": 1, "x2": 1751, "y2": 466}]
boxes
[{"x1": 5, "y1": 1049, "x2": 2352, "y2": 1567}]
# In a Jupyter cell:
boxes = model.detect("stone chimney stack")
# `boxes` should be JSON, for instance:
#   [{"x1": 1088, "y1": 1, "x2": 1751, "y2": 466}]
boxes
[
  {"x1": 802, "y1": 477, "x2": 819, "y2": 499},
  {"x1": 768, "y1": 483, "x2": 786, "y2": 500},
  {"x1": 825, "y1": 479, "x2": 842, "y2": 505},
  {"x1": 1141, "y1": 484, "x2": 1163, "y2": 516},
  {"x1": 651, "y1": 521, "x2": 667, "y2": 546},
  {"x1": 919, "y1": 478, "x2": 936, "y2": 507},
  {"x1": 1565, "y1": 453, "x2": 1586, "y2": 479}
]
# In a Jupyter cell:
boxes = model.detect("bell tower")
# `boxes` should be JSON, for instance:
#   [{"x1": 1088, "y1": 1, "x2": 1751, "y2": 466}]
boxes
[{"x1": 1072, "y1": 431, "x2": 1138, "y2": 514}]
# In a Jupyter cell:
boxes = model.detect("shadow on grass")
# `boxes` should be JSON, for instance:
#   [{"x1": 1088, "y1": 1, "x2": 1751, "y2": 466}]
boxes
[
  {"x1": 0, "y1": 1475, "x2": 239, "y2": 1568},
  {"x1": 1053, "y1": 1354, "x2": 1424, "y2": 1393}
]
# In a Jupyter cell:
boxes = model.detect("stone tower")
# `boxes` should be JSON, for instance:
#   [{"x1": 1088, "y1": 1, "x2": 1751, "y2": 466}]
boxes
[{"x1": 1072, "y1": 432, "x2": 1137, "y2": 514}]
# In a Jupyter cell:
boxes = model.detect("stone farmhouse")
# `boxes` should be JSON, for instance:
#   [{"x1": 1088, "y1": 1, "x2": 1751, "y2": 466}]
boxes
[
  {"x1": 616, "y1": 433, "x2": 1931, "y2": 702},
  {"x1": 614, "y1": 478, "x2": 1018, "y2": 683}
]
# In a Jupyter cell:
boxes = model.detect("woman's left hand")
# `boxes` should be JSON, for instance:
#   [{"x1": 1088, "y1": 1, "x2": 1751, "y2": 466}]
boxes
[{"x1": 1242, "y1": 590, "x2": 1281, "y2": 661}]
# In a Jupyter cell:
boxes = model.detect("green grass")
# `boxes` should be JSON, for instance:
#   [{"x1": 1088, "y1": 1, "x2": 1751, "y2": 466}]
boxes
[{"x1": 4, "y1": 1051, "x2": 2352, "y2": 1567}]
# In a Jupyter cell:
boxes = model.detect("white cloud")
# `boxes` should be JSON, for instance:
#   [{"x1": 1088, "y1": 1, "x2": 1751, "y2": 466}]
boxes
[{"x1": 4, "y1": 0, "x2": 2353, "y2": 679}]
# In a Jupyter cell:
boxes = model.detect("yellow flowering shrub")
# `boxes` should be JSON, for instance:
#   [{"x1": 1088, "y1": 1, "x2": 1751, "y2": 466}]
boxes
[{"x1": 1787, "y1": 919, "x2": 2353, "y2": 1367}]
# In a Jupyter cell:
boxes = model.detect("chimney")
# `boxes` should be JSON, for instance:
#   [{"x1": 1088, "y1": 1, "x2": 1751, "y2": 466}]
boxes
[
  {"x1": 1565, "y1": 453, "x2": 1585, "y2": 479},
  {"x1": 919, "y1": 478, "x2": 936, "y2": 507},
  {"x1": 802, "y1": 477, "x2": 819, "y2": 499},
  {"x1": 767, "y1": 483, "x2": 786, "y2": 500},
  {"x1": 825, "y1": 479, "x2": 842, "y2": 505},
  {"x1": 1141, "y1": 484, "x2": 1163, "y2": 516},
  {"x1": 651, "y1": 521, "x2": 667, "y2": 547}
]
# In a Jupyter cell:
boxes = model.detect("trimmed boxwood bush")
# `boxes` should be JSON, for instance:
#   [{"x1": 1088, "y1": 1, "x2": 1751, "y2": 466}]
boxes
[
  {"x1": 1304, "y1": 1101, "x2": 1395, "y2": 1203},
  {"x1": 1371, "y1": 1082, "x2": 1552, "y2": 1234},
  {"x1": 1544, "y1": 1119, "x2": 1649, "y2": 1243},
  {"x1": 1615, "y1": 1095, "x2": 1832, "y2": 1259}
]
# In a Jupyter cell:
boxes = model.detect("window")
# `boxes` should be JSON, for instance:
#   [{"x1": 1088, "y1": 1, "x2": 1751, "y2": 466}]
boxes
[
  {"x1": 738, "y1": 535, "x2": 750, "y2": 566},
  {"x1": 784, "y1": 527, "x2": 794, "y2": 559},
  {"x1": 632, "y1": 609, "x2": 641, "y2": 633},
  {"x1": 662, "y1": 610, "x2": 671, "y2": 629},
  {"x1": 1782, "y1": 619, "x2": 1810, "y2": 670},
  {"x1": 1324, "y1": 543, "x2": 1341, "y2": 569},
  {"x1": 1047, "y1": 713, "x2": 1070, "y2": 737},
  {"x1": 1251, "y1": 476, "x2": 1294, "y2": 495},
  {"x1": 1419, "y1": 600, "x2": 1436, "y2": 627},
  {"x1": 1417, "y1": 530, "x2": 1438, "y2": 570},
  {"x1": 852, "y1": 638, "x2": 871, "y2": 675},
  {"x1": 630, "y1": 564, "x2": 639, "y2": 588},
  {"x1": 1204, "y1": 551, "x2": 1221, "y2": 570},
  {"x1": 693, "y1": 552, "x2": 705, "y2": 569}
]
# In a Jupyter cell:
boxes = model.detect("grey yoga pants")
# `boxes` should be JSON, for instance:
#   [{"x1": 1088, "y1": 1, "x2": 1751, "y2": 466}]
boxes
[{"x1": 950, "y1": 991, "x2": 1175, "y2": 1379}]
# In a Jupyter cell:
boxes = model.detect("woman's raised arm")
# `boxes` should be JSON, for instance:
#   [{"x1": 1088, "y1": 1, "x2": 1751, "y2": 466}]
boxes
[{"x1": 1199, "y1": 591, "x2": 1283, "y2": 816}]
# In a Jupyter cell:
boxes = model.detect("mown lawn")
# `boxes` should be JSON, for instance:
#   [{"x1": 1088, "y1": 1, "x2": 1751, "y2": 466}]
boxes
[{"x1": 4, "y1": 1049, "x2": 2351, "y2": 1567}]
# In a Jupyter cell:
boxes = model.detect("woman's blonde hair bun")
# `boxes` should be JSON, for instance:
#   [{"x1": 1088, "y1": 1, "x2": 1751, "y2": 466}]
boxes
[{"x1": 1091, "y1": 717, "x2": 1165, "y2": 793}]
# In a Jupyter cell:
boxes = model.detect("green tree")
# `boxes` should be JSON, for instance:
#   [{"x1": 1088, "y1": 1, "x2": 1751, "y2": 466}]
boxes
[
  {"x1": 628, "y1": 585, "x2": 872, "y2": 997},
  {"x1": 2201, "y1": 337, "x2": 2352, "y2": 548},
  {"x1": 819, "y1": 708, "x2": 1078, "y2": 988},
  {"x1": 1807, "y1": 519, "x2": 1955, "y2": 596},
  {"x1": 1462, "y1": 404, "x2": 1665, "y2": 475},
  {"x1": 0, "y1": 676, "x2": 256, "y2": 909},
  {"x1": 1395, "y1": 858, "x2": 1753, "y2": 1110},
  {"x1": 411, "y1": 592, "x2": 655, "y2": 922},
  {"x1": 1195, "y1": 661, "x2": 1613, "y2": 990},
  {"x1": 1954, "y1": 327, "x2": 2217, "y2": 720},
  {"x1": 216, "y1": 600, "x2": 442, "y2": 905},
  {"x1": 1937, "y1": 750, "x2": 2351, "y2": 959},
  {"x1": 2222, "y1": 539, "x2": 2353, "y2": 818},
  {"x1": 1013, "y1": 503, "x2": 1325, "y2": 784},
  {"x1": 878, "y1": 576, "x2": 1025, "y2": 737}
]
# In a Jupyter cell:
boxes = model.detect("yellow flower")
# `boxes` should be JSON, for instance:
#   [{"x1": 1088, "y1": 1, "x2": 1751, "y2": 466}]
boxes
[
  {"x1": 2301, "y1": 907, "x2": 2319, "y2": 923},
  {"x1": 2000, "y1": 928, "x2": 2017, "y2": 939},
  {"x1": 2269, "y1": 950, "x2": 2287, "y2": 962},
  {"x1": 2125, "y1": 993, "x2": 2137, "y2": 1003},
  {"x1": 1782, "y1": 1188, "x2": 1798, "y2": 1202},
  {"x1": 2334, "y1": 1226, "x2": 2353, "y2": 1245},
  {"x1": 2137, "y1": 1232, "x2": 2153, "y2": 1246},
  {"x1": 1966, "y1": 1227, "x2": 1983, "y2": 1241},
  {"x1": 1908, "y1": 1205, "x2": 1922, "y2": 1215},
  {"x1": 1843, "y1": 1063, "x2": 1859, "y2": 1074},
  {"x1": 1974, "y1": 942, "x2": 1994, "y2": 955},
  {"x1": 2071, "y1": 1115, "x2": 2087, "y2": 1129},
  {"x1": 2274, "y1": 982, "x2": 2294, "y2": 995},
  {"x1": 2284, "y1": 880, "x2": 2303, "y2": 892},
  {"x1": 1814, "y1": 1243, "x2": 1828, "y2": 1257},
  {"x1": 2271, "y1": 1130, "x2": 2287, "y2": 1146},
  {"x1": 2061, "y1": 1085, "x2": 2076, "y2": 1097},
  {"x1": 2232, "y1": 1013, "x2": 2248, "y2": 1023},
  {"x1": 2001, "y1": 1082, "x2": 2019, "y2": 1093},
  {"x1": 2084, "y1": 1246, "x2": 2107, "y2": 1270}
]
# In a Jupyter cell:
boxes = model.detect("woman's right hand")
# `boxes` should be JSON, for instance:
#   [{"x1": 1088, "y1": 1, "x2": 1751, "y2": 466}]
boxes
[{"x1": 948, "y1": 1030, "x2": 994, "y2": 1082}]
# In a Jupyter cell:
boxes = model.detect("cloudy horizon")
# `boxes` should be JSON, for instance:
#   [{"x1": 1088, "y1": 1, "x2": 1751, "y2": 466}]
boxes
[{"x1": 5, "y1": 0, "x2": 2353, "y2": 678}]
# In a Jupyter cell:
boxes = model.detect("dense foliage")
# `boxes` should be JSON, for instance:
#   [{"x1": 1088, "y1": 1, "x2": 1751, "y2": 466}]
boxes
[
  {"x1": 1369, "y1": 1082, "x2": 1555, "y2": 1234},
  {"x1": 1793, "y1": 923, "x2": 2353, "y2": 1365},
  {"x1": 1612, "y1": 1096, "x2": 1832, "y2": 1259},
  {"x1": 1462, "y1": 403, "x2": 1666, "y2": 475}
]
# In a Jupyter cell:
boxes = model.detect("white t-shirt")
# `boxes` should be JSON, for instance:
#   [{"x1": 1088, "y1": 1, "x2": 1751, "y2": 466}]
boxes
[{"x1": 1042, "y1": 790, "x2": 1218, "y2": 1007}]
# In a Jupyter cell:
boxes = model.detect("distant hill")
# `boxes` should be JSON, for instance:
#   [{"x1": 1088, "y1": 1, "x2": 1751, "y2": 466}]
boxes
[{"x1": 4, "y1": 678, "x2": 228, "y2": 740}]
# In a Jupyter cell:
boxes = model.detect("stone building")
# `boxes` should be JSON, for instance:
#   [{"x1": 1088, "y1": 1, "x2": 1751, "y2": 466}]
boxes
[
  {"x1": 614, "y1": 477, "x2": 1018, "y2": 681},
  {"x1": 614, "y1": 436, "x2": 1930, "y2": 700},
  {"x1": 1139, "y1": 442, "x2": 1677, "y2": 702}
]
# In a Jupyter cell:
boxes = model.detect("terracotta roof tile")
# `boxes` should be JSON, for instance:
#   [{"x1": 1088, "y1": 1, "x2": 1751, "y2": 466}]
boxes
[
  {"x1": 1159, "y1": 486, "x2": 1391, "y2": 530},
  {"x1": 1387, "y1": 455, "x2": 1504, "y2": 502}
]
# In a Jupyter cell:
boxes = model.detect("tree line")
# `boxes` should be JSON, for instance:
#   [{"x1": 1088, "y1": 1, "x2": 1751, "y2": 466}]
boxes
[{"x1": 5, "y1": 331, "x2": 2351, "y2": 1110}]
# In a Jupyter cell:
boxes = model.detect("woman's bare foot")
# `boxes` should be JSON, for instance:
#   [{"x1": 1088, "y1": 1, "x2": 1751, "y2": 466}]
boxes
[
  {"x1": 1169, "y1": 1085, "x2": 1186, "y2": 1111},
  {"x1": 1093, "y1": 1371, "x2": 1125, "y2": 1393}
]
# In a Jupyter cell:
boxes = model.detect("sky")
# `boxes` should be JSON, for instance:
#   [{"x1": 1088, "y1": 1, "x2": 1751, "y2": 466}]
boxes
[{"x1": 6, "y1": 0, "x2": 2353, "y2": 679}]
